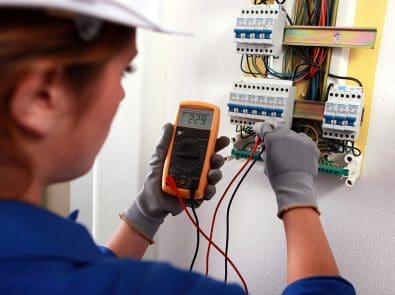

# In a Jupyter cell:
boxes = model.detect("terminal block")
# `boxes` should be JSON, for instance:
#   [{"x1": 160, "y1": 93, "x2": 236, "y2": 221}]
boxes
[
  {"x1": 322, "y1": 85, "x2": 364, "y2": 141},
  {"x1": 227, "y1": 77, "x2": 295, "y2": 129},
  {"x1": 234, "y1": 4, "x2": 286, "y2": 57},
  {"x1": 230, "y1": 148, "x2": 351, "y2": 180}
]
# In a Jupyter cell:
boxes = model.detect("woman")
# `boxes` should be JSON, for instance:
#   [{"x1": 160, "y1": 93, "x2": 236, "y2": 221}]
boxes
[{"x1": 0, "y1": 1, "x2": 355, "y2": 294}]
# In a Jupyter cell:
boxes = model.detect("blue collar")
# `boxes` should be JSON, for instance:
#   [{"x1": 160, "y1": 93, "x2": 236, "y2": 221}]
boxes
[{"x1": 0, "y1": 200, "x2": 104, "y2": 263}]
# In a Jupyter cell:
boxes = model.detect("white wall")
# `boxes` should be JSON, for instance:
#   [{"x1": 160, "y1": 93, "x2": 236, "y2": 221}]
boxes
[{"x1": 91, "y1": 0, "x2": 395, "y2": 294}]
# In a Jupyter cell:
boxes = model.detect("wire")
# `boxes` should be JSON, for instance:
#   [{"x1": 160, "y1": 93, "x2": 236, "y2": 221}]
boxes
[
  {"x1": 237, "y1": 126, "x2": 255, "y2": 139},
  {"x1": 327, "y1": 73, "x2": 363, "y2": 87},
  {"x1": 298, "y1": 125, "x2": 319, "y2": 144},
  {"x1": 284, "y1": 9, "x2": 294, "y2": 25},
  {"x1": 325, "y1": 83, "x2": 334, "y2": 101},
  {"x1": 205, "y1": 139, "x2": 261, "y2": 278},
  {"x1": 189, "y1": 190, "x2": 199, "y2": 272},
  {"x1": 292, "y1": 62, "x2": 320, "y2": 81},
  {"x1": 251, "y1": 56, "x2": 265, "y2": 78},
  {"x1": 242, "y1": 141, "x2": 256, "y2": 151},
  {"x1": 243, "y1": 126, "x2": 255, "y2": 135},
  {"x1": 165, "y1": 176, "x2": 249, "y2": 294},
  {"x1": 282, "y1": 0, "x2": 341, "y2": 100},
  {"x1": 246, "y1": 55, "x2": 258, "y2": 78},
  {"x1": 343, "y1": 141, "x2": 362, "y2": 157},
  {"x1": 263, "y1": 56, "x2": 307, "y2": 80},
  {"x1": 224, "y1": 148, "x2": 265, "y2": 283},
  {"x1": 292, "y1": 62, "x2": 363, "y2": 89},
  {"x1": 319, "y1": 138, "x2": 362, "y2": 157},
  {"x1": 240, "y1": 55, "x2": 259, "y2": 77}
]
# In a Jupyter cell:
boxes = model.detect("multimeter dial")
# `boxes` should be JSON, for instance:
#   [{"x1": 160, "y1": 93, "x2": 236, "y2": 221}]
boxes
[{"x1": 169, "y1": 126, "x2": 210, "y2": 189}]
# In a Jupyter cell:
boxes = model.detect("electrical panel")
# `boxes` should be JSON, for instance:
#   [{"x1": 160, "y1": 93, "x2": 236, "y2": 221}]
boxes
[
  {"x1": 322, "y1": 85, "x2": 364, "y2": 141},
  {"x1": 227, "y1": 1, "x2": 377, "y2": 186},
  {"x1": 234, "y1": 4, "x2": 286, "y2": 57},
  {"x1": 227, "y1": 77, "x2": 295, "y2": 129}
]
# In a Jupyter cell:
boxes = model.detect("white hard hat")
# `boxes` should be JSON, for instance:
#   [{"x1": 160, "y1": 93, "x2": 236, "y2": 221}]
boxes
[{"x1": 0, "y1": 0, "x2": 175, "y2": 34}]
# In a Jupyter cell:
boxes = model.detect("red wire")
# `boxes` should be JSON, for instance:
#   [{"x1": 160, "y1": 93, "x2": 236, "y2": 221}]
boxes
[
  {"x1": 165, "y1": 176, "x2": 249, "y2": 294},
  {"x1": 205, "y1": 139, "x2": 260, "y2": 277},
  {"x1": 308, "y1": 1, "x2": 329, "y2": 78}
]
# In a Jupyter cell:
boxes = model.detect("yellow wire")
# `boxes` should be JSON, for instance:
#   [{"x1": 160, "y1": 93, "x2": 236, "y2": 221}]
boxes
[{"x1": 299, "y1": 125, "x2": 319, "y2": 144}]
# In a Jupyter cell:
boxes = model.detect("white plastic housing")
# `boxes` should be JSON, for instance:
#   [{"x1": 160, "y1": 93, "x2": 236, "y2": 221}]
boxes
[
  {"x1": 234, "y1": 4, "x2": 286, "y2": 57},
  {"x1": 322, "y1": 85, "x2": 364, "y2": 141},
  {"x1": 228, "y1": 77, "x2": 295, "y2": 129},
  {"x1": 344, "y1": 153, "x2": 363, "y2": 187}
]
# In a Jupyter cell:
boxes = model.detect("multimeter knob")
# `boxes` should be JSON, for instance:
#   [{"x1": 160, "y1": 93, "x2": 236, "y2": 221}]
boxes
[
  {"x1": 168, "y1": 128, "x2": 210, "y2": 190},
  {"x1": 171, "y1": 139, "x2": 203, "y2": 170}
]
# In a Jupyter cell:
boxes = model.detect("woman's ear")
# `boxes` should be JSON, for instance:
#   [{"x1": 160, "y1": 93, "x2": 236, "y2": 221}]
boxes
[{"x1": 10, "y1": 61, "x2": 66, "y2": 137}]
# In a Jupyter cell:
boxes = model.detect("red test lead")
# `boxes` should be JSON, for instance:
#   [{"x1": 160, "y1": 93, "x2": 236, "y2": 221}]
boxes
[{"x1": 165, "y1": 175, "x2": 249, "y2": 295}]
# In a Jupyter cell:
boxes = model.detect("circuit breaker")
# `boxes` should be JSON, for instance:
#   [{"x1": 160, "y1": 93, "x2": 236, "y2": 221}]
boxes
[
  {"x1": 234, "y1": 4, "x2": 286, "y2": 57},
  {"x1": 322, "y1": 85, "x2": 364, "y2": 141},
  {"x1": 227, "y1": 77, "x2": 295, "y2": 129}
]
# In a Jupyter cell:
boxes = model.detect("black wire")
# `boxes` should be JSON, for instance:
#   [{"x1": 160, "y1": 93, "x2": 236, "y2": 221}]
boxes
[
  {"x1": 243, "y1": 126, "x2": 255, "y2": 135},
  {"x1": 327, "y1": 73, "x2": 363, "y2": 87},
  {"x1": 343, "y1": 141, "x2": 362, "y2": 157},
  {"x1": 325, "y1": 83, "x2": 334, "y2": 101},
  {"x1": 291, "y1": 61, "x2": 364, "y2": 89},
  {"x1": 240, "y1": 55, "x2": 259, "y2": 77},
  {"x1": 189, "y1": 190, "x2": 200, "y2": 272},
  {"x1": 240, "y1": 126, "x2": 255, "y2": 139},
  {"x1": 224, "y1": 148, "x2": 265, "y2": 283},
  {"x1": 320, "y1": 138, "x2": 362, "y2": 157},
  {"x1": 292, "y1": 62, "x2": 320, "y2": 81},
  {"x1": 284, "y1": 9, "x2": 294, "y2": 25}
]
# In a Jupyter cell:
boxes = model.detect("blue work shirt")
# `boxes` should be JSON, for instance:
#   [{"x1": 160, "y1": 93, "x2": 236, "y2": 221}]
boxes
[{"x1": 0, "y1": 201, "x2": 355, "y2": 294}]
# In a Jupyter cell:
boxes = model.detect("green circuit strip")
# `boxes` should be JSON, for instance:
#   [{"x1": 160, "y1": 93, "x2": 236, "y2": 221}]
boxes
[
  {"x1": 318, "y1": 164, "x2": 349, "y2": 177},
  {"x1": 231, "y1": 148, "x2": 263, "y2": 161},
  {"x1": 231, "y1": 148, "x2": 349, "y2": 177}
]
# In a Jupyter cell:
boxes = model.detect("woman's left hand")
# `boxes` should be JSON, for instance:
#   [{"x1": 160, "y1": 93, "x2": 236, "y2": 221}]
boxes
[{"x1": 123, "y1": 123, "x2": 230, "y2": 240}]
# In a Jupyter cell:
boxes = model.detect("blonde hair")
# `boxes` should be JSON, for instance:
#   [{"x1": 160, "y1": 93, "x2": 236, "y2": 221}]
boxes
[{"x1": 0, "y1": 8, "x2": 135, "y2": 197}]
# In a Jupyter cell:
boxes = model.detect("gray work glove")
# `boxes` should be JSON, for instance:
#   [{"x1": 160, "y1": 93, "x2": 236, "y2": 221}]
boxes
[
  {"x1": 125, "y1": 123, "x2": 230, "y2": 239},
  {"x1": 253, "y1": 122, "x2": 320, "y2": 218}
]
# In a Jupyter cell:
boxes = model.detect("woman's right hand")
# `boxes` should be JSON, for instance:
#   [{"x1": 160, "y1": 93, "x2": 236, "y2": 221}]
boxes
[{"x1": 253, "y1": 123, "x2": 320, "y2": 218}]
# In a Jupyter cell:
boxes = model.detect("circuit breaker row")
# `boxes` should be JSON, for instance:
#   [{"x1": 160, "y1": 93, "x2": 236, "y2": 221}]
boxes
[
  {"x1": 227, "y1": 77, "x2": 295, "y2": 129},
  {"x1": 322, "y1": 85, "x2": 364, "y2": 141},
  {"x1": 234, "y1": 4, "x2": 286, "y2": 57}
]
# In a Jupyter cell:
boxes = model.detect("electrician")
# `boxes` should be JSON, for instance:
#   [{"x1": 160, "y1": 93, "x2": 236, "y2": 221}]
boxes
[{"x1": 0, "y1": 0, "x2": 355, "y2": 294}]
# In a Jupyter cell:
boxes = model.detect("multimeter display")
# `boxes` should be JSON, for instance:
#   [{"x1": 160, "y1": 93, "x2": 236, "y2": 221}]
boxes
[{"x1": 179, "y1": 108, "x2": 213, "y2": 130}]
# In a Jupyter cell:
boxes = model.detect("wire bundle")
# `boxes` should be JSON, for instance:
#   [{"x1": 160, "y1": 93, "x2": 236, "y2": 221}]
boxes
[{"x1": 283, "y1": 0, "x2": 339, "y2": 100}]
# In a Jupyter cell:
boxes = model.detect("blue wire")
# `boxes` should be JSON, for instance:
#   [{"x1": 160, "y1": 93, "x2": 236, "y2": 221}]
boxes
[
  {"x1": 311, "y1": 77, "x2": 316, "y2": 100},
  {"x1": 265, "y1": 59, "x2": 308, "y2": 79}
]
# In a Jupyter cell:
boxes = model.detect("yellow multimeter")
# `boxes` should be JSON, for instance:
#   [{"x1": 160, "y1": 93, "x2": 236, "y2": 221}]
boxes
[{"x1": 162, "y1": 100, "x2": 220, "y2": 199}]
